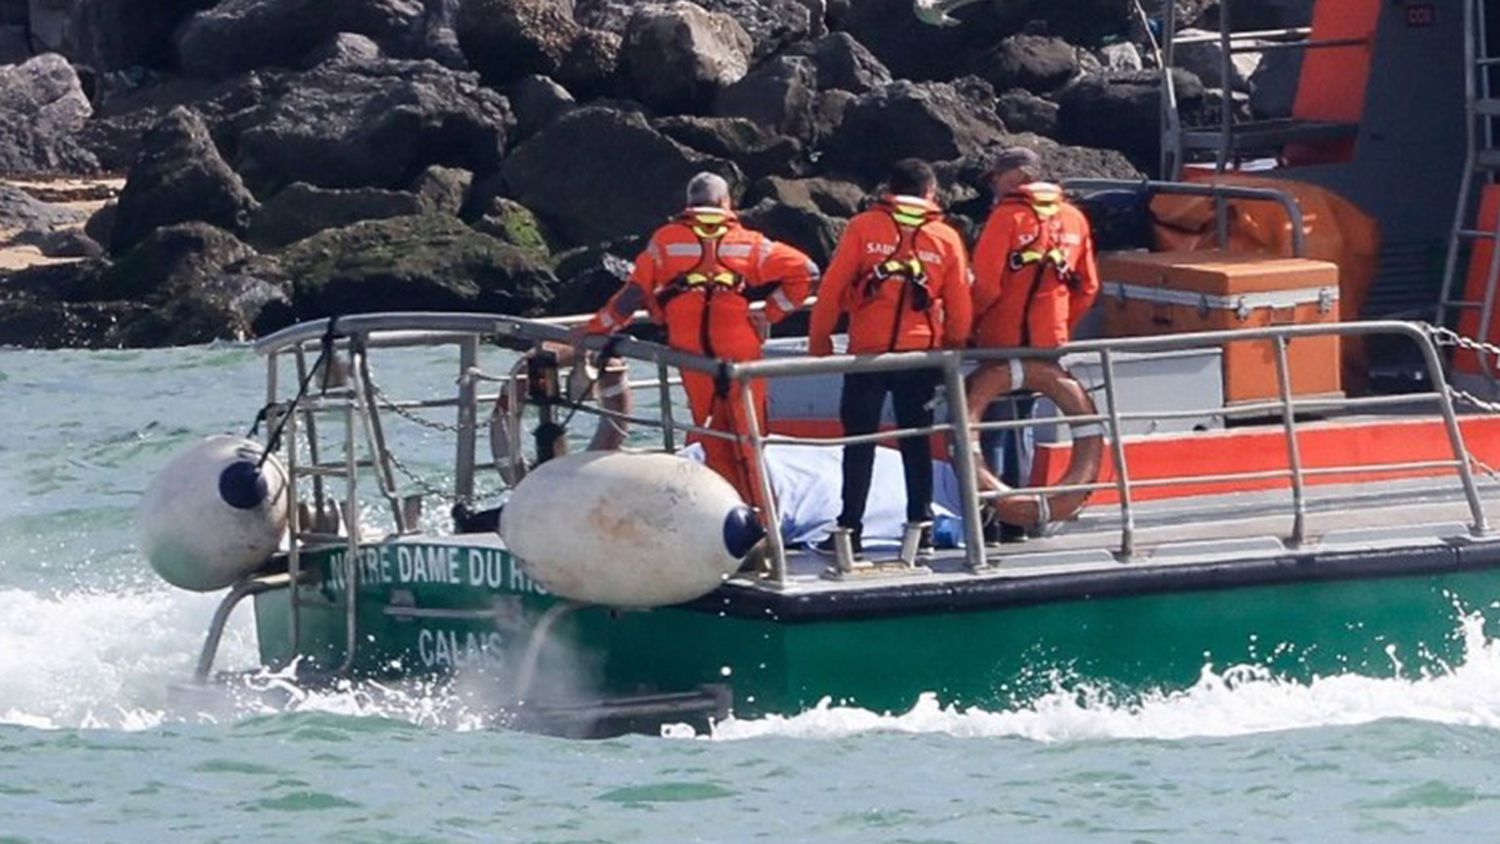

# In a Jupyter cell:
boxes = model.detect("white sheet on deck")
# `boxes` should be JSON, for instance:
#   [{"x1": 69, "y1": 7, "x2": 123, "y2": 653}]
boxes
[{"x1": 681, "y1": 443, "x2": 964, "y2": 546}]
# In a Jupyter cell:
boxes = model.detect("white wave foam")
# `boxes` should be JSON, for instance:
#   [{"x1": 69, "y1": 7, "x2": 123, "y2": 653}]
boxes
[
  {"x1": 696, "y1": 614, "x2": 1500, "y2": 743},
  {"x1": 0, "y1": 586, "x2": 256, "y2": 730},
  {"x1": 9, "y1": 584, "x2": 1500, "y2": 743}
]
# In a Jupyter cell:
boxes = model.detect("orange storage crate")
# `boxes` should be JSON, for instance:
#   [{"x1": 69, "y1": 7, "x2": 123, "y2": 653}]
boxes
[{"x1": 1098, "y1": 251, "x2": 1342, "y2": 405}]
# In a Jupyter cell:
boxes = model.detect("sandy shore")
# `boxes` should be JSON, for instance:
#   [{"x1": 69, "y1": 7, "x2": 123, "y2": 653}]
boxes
[{"x1": 0, "y1": 175, "x2": 123, "y2": 273}]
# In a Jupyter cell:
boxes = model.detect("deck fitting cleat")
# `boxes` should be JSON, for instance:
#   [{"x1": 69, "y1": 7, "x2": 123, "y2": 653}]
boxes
[{"x1": 898, "y1": 521, "x2": 934, "y2": 566}]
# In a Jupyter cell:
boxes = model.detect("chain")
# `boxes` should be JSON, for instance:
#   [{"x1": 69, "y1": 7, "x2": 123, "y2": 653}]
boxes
[
  {"x1": 369, "y1": 384, "x2": 466, "y2": 434},
  {"x1": 362, "y1": 383, "x2": 467, "y2": 503},
  {"x1": 384, "y1": 446, "x2": 460, "y2": 504},
  {"x1": 1421, "y1": 323, "x2": 1500, "y2": 413}
]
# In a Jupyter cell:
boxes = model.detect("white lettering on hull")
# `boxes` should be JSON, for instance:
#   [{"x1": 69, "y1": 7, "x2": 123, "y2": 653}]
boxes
[
  {"x1": 416, "y1": 628, "x2": 507, "y2": 668},
  {"x1": 323, "y1": 544, "x2": 548, "y2": 595}
]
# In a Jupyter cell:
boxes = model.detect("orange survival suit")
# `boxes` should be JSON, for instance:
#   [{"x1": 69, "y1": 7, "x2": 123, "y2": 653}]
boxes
[
  {"x1": 588, "y1": 206, "x2": 817, "y2": 508},
  {"x1": 809, "y1": 195, "x2": 973, "y2": 355},
  {"x1": 972, "y1": 183, "x2": 1099, "y2": 348}
]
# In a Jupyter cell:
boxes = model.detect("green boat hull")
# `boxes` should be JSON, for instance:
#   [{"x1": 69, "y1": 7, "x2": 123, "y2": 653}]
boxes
[{"x1": 251, "y1": 540, "x2": 1500, "y2": 717}]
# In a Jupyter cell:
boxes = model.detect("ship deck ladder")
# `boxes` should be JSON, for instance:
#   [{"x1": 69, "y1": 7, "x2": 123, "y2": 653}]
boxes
[
  {"x1": 1436, "y1": 0, "x2": 1500, "y2": 385},
  {"x1": 1157, "y1": 0, "x2": 1370, "y2": 179}
]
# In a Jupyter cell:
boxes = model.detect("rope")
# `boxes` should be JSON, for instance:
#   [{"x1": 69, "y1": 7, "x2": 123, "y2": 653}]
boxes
[{"x1": 256, "y1": 316, "x2": 340, "y2": 468}]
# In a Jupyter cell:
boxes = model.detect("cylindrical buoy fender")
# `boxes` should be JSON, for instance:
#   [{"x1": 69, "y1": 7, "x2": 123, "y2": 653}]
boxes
[
  {"x1": 500, "y1": 452, "x2": 764, "y2": 608},
  {"x1": 138, "y1": 435, "x2": 289, "y2": 591},
  {"x1": 966, "y1": 359, "x2": 1103, "y2": 528}
]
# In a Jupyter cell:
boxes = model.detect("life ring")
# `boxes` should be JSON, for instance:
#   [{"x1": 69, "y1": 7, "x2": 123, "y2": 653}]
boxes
[
  {"x1": 489, "y1": 343, "x2": 633, "y2": 484},
  {"x1": 964, "y1": 359, "x2": 1104, "y2": 528}
]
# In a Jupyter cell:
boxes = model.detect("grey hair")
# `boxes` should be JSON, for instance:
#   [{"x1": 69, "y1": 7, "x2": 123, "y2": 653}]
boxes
[{"x1": 685, "y1": 171, "x2": 731, "y2": 207}]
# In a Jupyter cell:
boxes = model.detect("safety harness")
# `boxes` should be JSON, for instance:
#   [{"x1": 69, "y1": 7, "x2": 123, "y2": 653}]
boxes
[
  {"x1": 857, "y1": 198, "x2": 943, "y2": 351},
  {"x1": 999, "y1": 185, "x2": 1079, "y2": 346},
  {"x1": 654, "y1": 211, "x2": 748, "y2": 360}
]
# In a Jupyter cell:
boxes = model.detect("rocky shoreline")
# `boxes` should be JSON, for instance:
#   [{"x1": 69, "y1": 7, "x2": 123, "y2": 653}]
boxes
[{"x1": 0, "y1": 0, "x2": 1306, "y2": 349}]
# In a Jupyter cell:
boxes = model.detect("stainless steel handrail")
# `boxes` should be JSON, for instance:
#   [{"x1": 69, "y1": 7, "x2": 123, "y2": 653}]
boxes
[
  {"x1": 1062, "y1": 178, "x2": 1307, "y2": 257},
  {"x1": 257, "y1": 312, "x2": 1492, "y2": 587}
]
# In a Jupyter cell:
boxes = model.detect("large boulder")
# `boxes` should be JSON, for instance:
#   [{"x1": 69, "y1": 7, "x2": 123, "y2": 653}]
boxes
[
  {"x1": 470, "y1": 197, "x2": 554, "y2": 264},
  {"x1": 548, "y1": 236, "x2": 643, "y2": 316},
  {"x1": 0, "y1": 183, "x2": 84, "y2": 234},
  {"x1": 26, "y1": 0, "x2": 206, "y2": 71},
  {"x1": 748, "y1": 175, "x2": 864, "y2": 218},
  {"x1": 713, "y1": 54, "x2": 817, "y2": 142},
  {"x1": 556, "y1": 27, "x2": 622, "y2": 99},
  {"x1": 279, "y1": 213, "x2": 556, "y2": 317},
  {"x1": 76, "y1": 73, "x2": 265, "y2": 172},
  {"x1": 0, "y1": 52, "x2": 97, "y2": 174},
  {"x1": 738, "y1": 198, "x2": 843, "y2": 268},
  {"x1": 1174, "y1": 27, "x2": 1262, "y2": 92},
  {"x1": 0, "y1": 291, "x2": 149, "y2": 349},
  {"x1": 304, "y1": 32, "x2": 384, "y2": 68},
  {"x1": 975, "y1": 34, "x2": 1079, "y2": 95},
  {"x1": 110, "y1": 107, "x2": 259, "y2": 254},
  {"x1": 176, "y1": 0, "x2": 426, "y2": 78},
  {"x1": 622, "y1": 1, "x2": 752, "y2": 114},
  {"x1": 97, "y1": 222, "x2": 258, "y2": 300},
  {"x1": 1057, "y1": 68, "x2": 1204, "y2": 166},
  {"x1": 501, "y1": 105, "x2": 740, "y2": 245},
  {"x1": 843, "y1": 0, "x2": 1132, "y2": 80},
  {"x1": 697, "y1": 0, "x2": 824, "y2": 59},
  {"x1": 507, "y1": 74, "x2": 576, "y2": 140},
  {"x1": 454, "y1": 0, "x2": 580, "y2": 85},
  {"x1": 823, "y1": 79, "x2": 1007, "y2": 180},
  {"x1": 655, "y1": 115, "x2": 802, "y2": 181},
  {"x1": 932, "y1": 133, "x2": 1143, "y2": 203},
  {"x1": 996, "y1": 88, "x2": 1059, "y2": 137},
  {"x1": 783, "y1": 32, "x2": 891, "y2": 94},
  {"x1": 410, "y1": 164, "x2": 473, "y2": 215},
  {"x1": 246, "y1": 182, "x2": 429, "y2": 249},
  {"x1": 224, "y1": 59, "x2": 513, "y2": 196}
]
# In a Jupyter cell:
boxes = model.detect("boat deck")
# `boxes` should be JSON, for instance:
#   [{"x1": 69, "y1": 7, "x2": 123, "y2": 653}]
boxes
[{"x1": 727, "y1": 473, "x2": 1500, "y2": 614}]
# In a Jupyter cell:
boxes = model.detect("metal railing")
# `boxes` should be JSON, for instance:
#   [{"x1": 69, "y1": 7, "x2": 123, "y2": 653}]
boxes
[
  {"x1": 1064, "y1": 178, "x2": 1308, "y2": 257},
  {"x1": 1158, "y1": 0, "x2": 1370, "y2": 177},
  {"x1": 254, "y1": 314, "x2": 1491, "y2": 592}
]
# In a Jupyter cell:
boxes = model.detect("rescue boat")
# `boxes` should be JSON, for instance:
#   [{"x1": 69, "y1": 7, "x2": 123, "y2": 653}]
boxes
[{"x1": 144, "y1": 0, "x2": 1500, "y2": 736}]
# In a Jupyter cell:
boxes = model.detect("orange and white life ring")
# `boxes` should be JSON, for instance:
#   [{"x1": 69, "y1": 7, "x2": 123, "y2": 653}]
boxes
[
  {"x1": 489, "y1": 343, "x2": 633, "y2": 484},
  {"x1": 964, "y1": 358, "x2": 1103, "y2": 528}
]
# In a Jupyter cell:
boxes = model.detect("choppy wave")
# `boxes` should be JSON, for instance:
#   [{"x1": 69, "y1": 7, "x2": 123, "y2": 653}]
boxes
[
  {"x1": 7, "y1": 574, "x2": 1500, "y2": 744},
  {"x1": 698, "y1": 614, "x2": 1500, "y2": 743}
]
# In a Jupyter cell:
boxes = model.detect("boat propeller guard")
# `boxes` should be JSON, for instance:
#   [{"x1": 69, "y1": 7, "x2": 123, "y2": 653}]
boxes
[{"x1": 965, "y1": 358, "x2": 1104, "y2": 528}]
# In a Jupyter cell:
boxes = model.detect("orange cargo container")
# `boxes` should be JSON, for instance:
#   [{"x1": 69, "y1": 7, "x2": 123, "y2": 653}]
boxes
[{"x1": 1098, "y1": 251, "x2": 1342, "y2": 405}]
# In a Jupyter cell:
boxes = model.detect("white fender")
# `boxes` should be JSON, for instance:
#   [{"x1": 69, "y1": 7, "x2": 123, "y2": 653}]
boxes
[
  {"x1": 500, "y1": 452, "x2": 764, "y2": 608},
  {"x1": 138, "y1": 436, "x2": 289, "y2": 591}
]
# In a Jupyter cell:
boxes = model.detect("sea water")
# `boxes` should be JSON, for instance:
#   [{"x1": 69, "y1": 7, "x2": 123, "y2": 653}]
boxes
[{"x1": 4, "y1": 344, "x2": 1500, "y2": 842}]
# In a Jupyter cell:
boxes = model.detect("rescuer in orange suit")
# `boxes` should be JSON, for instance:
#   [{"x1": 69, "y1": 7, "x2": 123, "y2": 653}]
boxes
[
  {"x1": 970, "y1": 146, "x2": 1100, "y2": 541},
  {"x1": 583, "y1": 172, "x2": 818, "y2": 511},
  {"x1": 807, "y1": 159, "x2": 973, "y2": 557}
]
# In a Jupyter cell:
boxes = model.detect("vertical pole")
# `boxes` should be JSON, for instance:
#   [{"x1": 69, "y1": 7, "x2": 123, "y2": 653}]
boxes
[
  {"x1": 285, "y1": 407, "x2": 301, "y2": 660},
  {"x1": 455, "y1": 336, "x2": 479, "y2": 504},
  {"x1": 1274, "y1": 336, "x2": 1307, "y2": 546},
  {"x1": 1099, "y1": 349, "x2": 1136, "y2": 560},
  {"x1": 737, "y1": 376, "x2": 786, "y2": 582},
  {"x1": 340, "y1": 397, "x2": 360, "y2": 675},
  {"x1": 657, "y1": 362, "x2": 677, "y2": 453},
  {"x1": 1216, "y1": 0, "x2": 1233, "y2": 172},
  {"x1": 1439, "y1": 0, "x2": 1482, "y2": 328},
  {"x1": 293, "y1": 346, "x2": 326, "y2": 512},
  {"x1": 1415, "y1": 329, "x2": 1490, "y2": 535},
  {"x1": 943, "y1": 358, "x2": 988, "y2": 571}
]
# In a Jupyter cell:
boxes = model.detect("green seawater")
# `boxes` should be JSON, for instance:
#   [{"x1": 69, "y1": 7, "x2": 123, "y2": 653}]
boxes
[{"x1": 5, "y1": 344, "x2": 1500, "y2": 842}]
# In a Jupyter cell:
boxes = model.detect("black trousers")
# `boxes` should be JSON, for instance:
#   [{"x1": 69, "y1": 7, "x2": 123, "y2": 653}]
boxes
[{"x1": 837, "y1": 369, "x2": 939, "y2": 534}]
